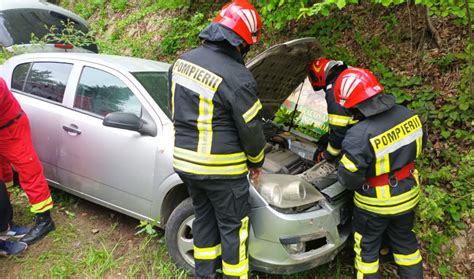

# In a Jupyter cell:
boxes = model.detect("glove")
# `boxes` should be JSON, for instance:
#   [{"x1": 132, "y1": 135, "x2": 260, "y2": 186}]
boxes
[{"x1": 314, "y1": 150, "x2": 326, "y2": 163}]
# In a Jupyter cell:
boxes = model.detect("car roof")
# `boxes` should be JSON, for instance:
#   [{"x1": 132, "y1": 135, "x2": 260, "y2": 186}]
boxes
[
  {"x1": 0, "y1": 0, "x2": 89, "y2": 27},
  {"x1": 8, "y1": 52, "x2": 171, "y2": 73}
]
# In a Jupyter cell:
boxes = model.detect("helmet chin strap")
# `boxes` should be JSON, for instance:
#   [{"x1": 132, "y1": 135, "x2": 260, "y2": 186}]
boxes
[{"x1": 239, "y1": 43, "x2": 251, "y2": 58}]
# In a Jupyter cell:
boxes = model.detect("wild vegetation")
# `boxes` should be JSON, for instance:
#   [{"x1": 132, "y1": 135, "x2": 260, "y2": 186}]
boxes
[{"x1": 1, "y1": 0, "x2": 472, "y2": 277}]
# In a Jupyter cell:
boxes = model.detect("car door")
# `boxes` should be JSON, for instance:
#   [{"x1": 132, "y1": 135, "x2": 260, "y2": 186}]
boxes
[
  {"x1": 57, "y1": 63, "x2": 159, "y2": 219},
  {"x1": 9, "y1": 60, "x2": 76, "y2": 183}
]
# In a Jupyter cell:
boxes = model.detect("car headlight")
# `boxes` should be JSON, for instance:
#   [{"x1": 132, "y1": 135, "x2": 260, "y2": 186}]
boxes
[{"x1": 255, "y1": 174, "x2": 325, "y2": 209}]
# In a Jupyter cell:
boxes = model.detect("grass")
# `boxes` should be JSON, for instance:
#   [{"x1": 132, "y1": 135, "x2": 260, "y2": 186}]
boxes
[
  {"x1": 0, "y1": 188, "x2": 187, "y2": 278},
  {"x1": 1, "y1": 187, "x2": 402, "y2": 278}
]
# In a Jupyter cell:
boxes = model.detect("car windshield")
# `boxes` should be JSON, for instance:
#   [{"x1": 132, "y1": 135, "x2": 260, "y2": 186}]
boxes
[
  {"x1": 0, "y1": 9, "x2": 96, "y2": 52},
  {"x1": 132, "y1": 72, "x2": 170, "y2": 118}
]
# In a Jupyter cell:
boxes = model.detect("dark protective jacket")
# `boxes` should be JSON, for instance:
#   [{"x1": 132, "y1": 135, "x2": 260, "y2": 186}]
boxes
[
  {"x1": 338, "y1": 100, "x2": 427, "y2": 215},
  {"x1": 169, "y1": 41, "x2": 266, "y2": 180},
  {"x1": 322, "y1": 67, "x2": 357, "y2": 161}
]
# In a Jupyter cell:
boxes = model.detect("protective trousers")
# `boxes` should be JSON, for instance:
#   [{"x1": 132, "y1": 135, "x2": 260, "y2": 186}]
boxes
[
  {"x1": 0, "y1": 114, "x2": 53, "y2": 213},
  {"x1": 352, "y1": 206, "x2": 423, "y2": 279},
  {"x1": 179, "y1": 175, "x2": 250, "y2": 279},
  {"x1": 0, "y1": 181, "x2": 13, "y2": 232}
]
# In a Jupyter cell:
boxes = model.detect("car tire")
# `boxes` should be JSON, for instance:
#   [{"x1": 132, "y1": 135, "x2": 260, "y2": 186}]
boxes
[{"x1": 165, "y1": 197, "x2": 196, "y2": 273}]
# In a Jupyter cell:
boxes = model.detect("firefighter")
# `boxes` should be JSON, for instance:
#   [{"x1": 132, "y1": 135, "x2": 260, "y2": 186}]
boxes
[
  {"x1": 169, "y1": 1, "x2": 265, "y2": 277},
  {"x1": 0, "y1": 180, "x2": 28, "y2": 256},
  {"x1": 0, "y1": 77, "x2": 55, "y2": 245},
  {"x1": 307, "y1": 58, "x2": 355, "y2": 163},
  {"x1": 334, "y1": 67, "x2": 425, "y2": 278}
]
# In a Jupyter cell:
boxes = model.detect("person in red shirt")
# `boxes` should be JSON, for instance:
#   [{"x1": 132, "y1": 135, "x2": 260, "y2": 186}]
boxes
[{"x1": 0, "y1": 77, "x2": 55, "y2": 245}]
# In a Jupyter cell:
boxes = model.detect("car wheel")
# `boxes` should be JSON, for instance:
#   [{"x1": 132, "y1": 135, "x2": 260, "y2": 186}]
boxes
[{"x1": 165, "y1": 197, "x2": 195, "y2": 273}]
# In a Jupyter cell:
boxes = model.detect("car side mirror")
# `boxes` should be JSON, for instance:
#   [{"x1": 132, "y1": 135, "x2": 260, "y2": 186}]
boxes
[{"x1": 103, "y1": 112, "x2": 143, "y2": 132}]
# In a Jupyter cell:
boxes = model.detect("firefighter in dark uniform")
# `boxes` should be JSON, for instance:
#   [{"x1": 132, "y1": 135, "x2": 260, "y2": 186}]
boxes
[
  {"x1": 334, "y1": 67, "x2": 426, "y2": 278},
  {"x1": 307, "y1": 58, "x2": 356, "y2": 162},
  {"x1": 169, "y1": 1, "x2": 265, "y2": 278},
  {"x1": 0, "y1": 181, "x2": 28, "y2": 256}
]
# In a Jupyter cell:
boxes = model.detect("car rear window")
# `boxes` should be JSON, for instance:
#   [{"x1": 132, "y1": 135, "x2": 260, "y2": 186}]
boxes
[
  {"x1": 13, "y1": 62, "x2": 73, "y2": 103},
  {"x1": 0, "y1": 9, "x2": 97, "y2": 52},
  {"x1": 132, "y1": 72, "x2": 170, "y2": 117}
]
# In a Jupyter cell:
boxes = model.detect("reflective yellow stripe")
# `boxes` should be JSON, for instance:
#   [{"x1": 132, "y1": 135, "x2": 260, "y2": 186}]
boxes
[
  {"x1": 354, "y1": 193, "x2": 420, "y2": 215},
  {"x1": 394, "y1": 250, "x2": 422, "y2": 266},
  {"x1": 375, "y1": 153, "x2": 390, "y2": 176},
  {"x1": 31, "y1": 196, "x2": 53, "y2": 213},
  {"x1": 174, "y1": 147, "x2": 246, "y2": 165},
  {"x1": 197, "y1": 96, "x2": 214, "y2": 154},
  {"x1": 242, "y1": 100, "x2": 262, "y2": 123},
  {"x1": 349, "y1": 118, "x2": 359, "y2": 125},
  {"x1": 369, "y1": 115, "x2": 423, "y2": 153},
  {"x1": 353, "y1": 232, "x2": 378, "y2": 275},
  {"x1": 355, "y1": 185, "x2": 420, "y2": 206},
  {"x1": 173, "y1": 158, "x2": 248, "y2": 175},
  {"x1": 239, "y1": 216, "x2": 249, "y2": 262},
  {"x1": 222, "y1": 258, "x2": 249, "y2": 277},
  {"x1": 326, "y1": 142, "x2": 341, "y2": 156},
  {"x1": 412, "y1": 169, "x2": 420, "y2": 185},
  {"x1": 328, "y1": 114, "x2": 351, "y2": 127},
  {"x1": 5, "y1": 181, "x2": 14, "y2": 193},
  {"x1": 247, "y1": 148, "x2": 264, "y2": 164},
  {"x1": 355, "y1": 258, "x2": 379, "y2": 274},
  {"x1": 416, "y1": 136, "x2": 422, "y2": 157},
  {"x1": 171, "y1": 81, "x2": 176, "y2": 118},
  {"x1": 375, "y1": 185, "x2": 391, "y2": 199},
  {"x1": 354, "y1": 232, "x2": 362, "y2": 257},
  {"x1": 194, "y1": 243, "x2": 221, "y2": 260},
  {"x1": 341, "y1": 154, "x2": 358, "y2": 172}
]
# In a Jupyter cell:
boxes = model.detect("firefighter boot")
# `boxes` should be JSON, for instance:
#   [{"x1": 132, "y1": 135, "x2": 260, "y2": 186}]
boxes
[{"x1": 20, "y1": 210, "x2": 55, "y2": 245}]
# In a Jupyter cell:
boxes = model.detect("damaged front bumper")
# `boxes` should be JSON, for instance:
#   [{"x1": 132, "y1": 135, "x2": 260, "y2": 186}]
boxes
[{"x1": 249, "y1": 189, "x2": 351, "y2": 274}]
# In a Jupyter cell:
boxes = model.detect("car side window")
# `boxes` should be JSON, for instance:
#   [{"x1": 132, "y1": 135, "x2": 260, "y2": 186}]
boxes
[
  {"x1": 23, "y1": 62, "x2": 73, "y2": 103},
  {"x1": 12, "y1": 63, "x2": 31, "y2": 91},
  {"x1": 74, "y1": 67, "x2": 142, "y2": 117}
]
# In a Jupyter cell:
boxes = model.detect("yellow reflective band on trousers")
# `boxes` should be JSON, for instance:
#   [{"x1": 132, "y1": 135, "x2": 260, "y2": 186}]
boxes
[
  {"x1": 375, "y1": 185, "x2": 391, "y2": 199},
  {"x1": 354, "y1": 232, "x2": 379, "y2": 277},
  {"x1": 239, "y1": 217, "x2": 249, "y2": 262},
  {"x1": 31, "y1": 196, "x2": 53, "y2": 213},
  {"x1": 328, "y1": 114, "x2": 352, "y2": 127},
  {"x1": 326, "y1": 142, "x2": 341, "y2": 156},
  {"x1": 174, "y1": 147, "x2": 246, "y2": 165},
  {"x1": 341, "y1": 154, "x2": 358, "y2": 173},
  {"x1": 354, "y1": 186, "x2": 420, "y2": 215},
  {"x1": 197, "y1": 96, "x2": 214, "y2": 154},
  {"x1": 223, "y1": 258, "x2": 249, "y2": 278},
  {"x1": 375, "y1": 153, "x2": 390, "y2": 176},
  {"x1": 173, "y1": 158, "x2": 248, "y2": 176},
  {"x1": 394, "y1": 249, "x2": 422, "y2": 266},
  {"x1": 242, "y1": 100, "x2": 262, "y2": 123},
  {"x1": 194, "y1": 243, "x2": 222, "y2": 260},
  {"x1": 247, "y1": 148, "x2": 264, "y2": 164}
]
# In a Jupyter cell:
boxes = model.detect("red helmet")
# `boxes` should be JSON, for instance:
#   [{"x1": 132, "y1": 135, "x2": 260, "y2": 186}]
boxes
[
  {"x1": 308, "y1": 58, "x2": 331, "y2": 90},
  {"x1": 213, "y1": 1, "x2": 262, "y2": 45},
  {"x1": 334, "y1": 67, "x2": 384, "y2": 108},
  {"x1": 308, "y1": 58, "x2": 345, "y2": 90}
]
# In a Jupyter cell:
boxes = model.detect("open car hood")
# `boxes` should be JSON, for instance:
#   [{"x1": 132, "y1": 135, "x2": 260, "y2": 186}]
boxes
[{"x1": 246, "y1": 37, "x2": 322, "y2": 119}]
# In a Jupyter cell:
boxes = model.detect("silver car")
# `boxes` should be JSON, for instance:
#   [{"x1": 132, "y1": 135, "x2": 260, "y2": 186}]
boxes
[
  {"x1": 0, "y1": 0, "x2": 98, "y2": 53},
  {"x1": 0, "y1": 38, "x2": 351, "y2": 275}
]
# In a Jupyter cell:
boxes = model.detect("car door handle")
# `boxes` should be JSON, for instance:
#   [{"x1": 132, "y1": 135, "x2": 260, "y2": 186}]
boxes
[{"x1": 63, "y1": 124, "x2": 82, "y2": 135}]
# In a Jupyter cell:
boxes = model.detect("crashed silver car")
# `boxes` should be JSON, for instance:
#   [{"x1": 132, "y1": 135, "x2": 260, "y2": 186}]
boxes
[{"x1": 0, "y1": 37, "x2": 350, "y2": 274}]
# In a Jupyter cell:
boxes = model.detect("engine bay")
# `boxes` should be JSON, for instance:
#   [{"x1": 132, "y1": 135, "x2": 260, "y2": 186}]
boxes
[{"x1": 262, "y1": 126, "x2": 341, "y2": 194}]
